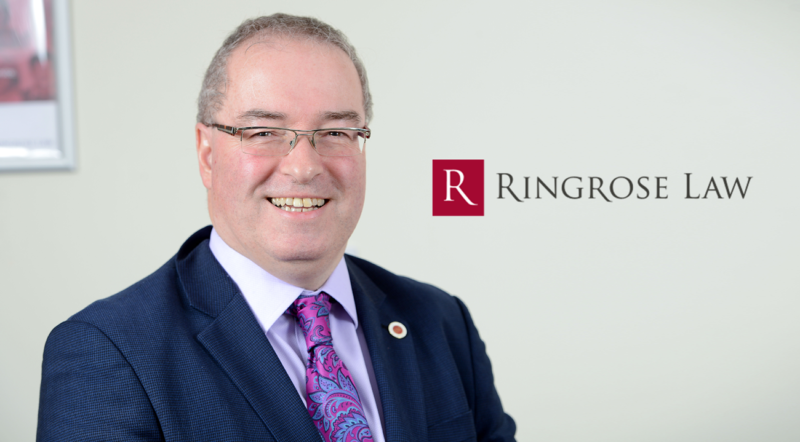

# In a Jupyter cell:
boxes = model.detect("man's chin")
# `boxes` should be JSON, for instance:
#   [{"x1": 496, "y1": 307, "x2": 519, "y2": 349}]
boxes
[{"x1": 269, "y1": 244, "x2": 340, "y2": 264}]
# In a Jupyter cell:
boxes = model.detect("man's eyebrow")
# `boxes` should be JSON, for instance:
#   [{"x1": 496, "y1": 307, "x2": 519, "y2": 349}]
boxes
[
  {"x1": 236, "y1": 110, "x2": 287, "y2": 122},
  {"x1": 321, "y1": 111, "x2": 362, "y2": 125}
]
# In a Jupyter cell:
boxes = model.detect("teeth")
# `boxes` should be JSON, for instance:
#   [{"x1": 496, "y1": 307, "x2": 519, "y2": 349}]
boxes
[
  {"x1": 280, "y1": 206, "x2": 319, "y2": 212},
  {"x1": 270, "y1": 197, "x2": 327, "y2": 210}
]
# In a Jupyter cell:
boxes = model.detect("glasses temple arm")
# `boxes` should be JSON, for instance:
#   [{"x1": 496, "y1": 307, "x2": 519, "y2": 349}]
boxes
[{"x1": 211, "y1": 124, "x2": 238, "y2": 135}]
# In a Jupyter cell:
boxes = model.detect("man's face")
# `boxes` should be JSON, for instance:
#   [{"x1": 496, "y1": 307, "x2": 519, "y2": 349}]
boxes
[{"x1": 196, "y1": 38, "x2": 366, "y2": 278}]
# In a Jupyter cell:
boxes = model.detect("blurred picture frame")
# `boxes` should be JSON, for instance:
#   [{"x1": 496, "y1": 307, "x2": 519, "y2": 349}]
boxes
[{"x1": 0, "y1": 0, "x2": 75, "y2": 171}]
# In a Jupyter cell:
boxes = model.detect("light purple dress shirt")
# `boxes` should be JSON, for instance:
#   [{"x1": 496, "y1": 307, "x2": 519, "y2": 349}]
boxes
[{"x1": 209, "y1": 229, "x2": 385, "y2": 441}]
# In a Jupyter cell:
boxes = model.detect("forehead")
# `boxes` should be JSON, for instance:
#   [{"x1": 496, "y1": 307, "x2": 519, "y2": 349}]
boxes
[{"x1": 222, "y1": 37, "x2": 364, "y2": 125}]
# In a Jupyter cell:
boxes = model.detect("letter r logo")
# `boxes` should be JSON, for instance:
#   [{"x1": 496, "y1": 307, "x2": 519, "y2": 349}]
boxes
[{"x1": 432, "y1": 159, "x2": 484, "y2": 216}]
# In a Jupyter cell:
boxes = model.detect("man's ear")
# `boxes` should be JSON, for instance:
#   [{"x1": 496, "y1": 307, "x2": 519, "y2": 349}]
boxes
[{"x1": 196, "y1": 123, "x2": 213, "y2": 189}]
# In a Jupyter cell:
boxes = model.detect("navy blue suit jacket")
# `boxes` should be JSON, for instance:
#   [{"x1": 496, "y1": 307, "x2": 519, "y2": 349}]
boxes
[{"x1": 38, "y1": 227, "x2": 515, "y2": 441}]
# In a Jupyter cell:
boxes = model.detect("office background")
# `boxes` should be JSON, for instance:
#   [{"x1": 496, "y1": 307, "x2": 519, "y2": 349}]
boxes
[{"x1": 2, "y1": 1, "x2": 799, "y2": 440}]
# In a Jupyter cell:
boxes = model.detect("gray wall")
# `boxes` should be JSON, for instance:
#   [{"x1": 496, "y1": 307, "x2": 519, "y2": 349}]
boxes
[{"x1": 2, "y1": 0, "x2": 799, "y2": 440}]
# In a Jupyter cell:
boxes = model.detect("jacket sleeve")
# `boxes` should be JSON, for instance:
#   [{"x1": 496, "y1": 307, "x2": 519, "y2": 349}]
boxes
[
  {"x1": 454, "y1": 297, "x2": 517, "y2": 442},
  {"x1": 37, "y1": 320, "x2": 162, "y2": 442}
]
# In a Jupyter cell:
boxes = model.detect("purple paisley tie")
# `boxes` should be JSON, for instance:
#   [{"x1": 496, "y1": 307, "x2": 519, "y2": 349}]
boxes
[{"x1": 287, "y1": 292, "x2": 374, "y2": 442}]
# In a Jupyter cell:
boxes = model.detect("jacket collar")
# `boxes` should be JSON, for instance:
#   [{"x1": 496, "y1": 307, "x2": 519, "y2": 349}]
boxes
[
  {"x1": 175, "y1": 226, "x2": 322, "y2": 441},
  {"x1": 347, "y1": 256, "x2": 427, "y2": 441}
]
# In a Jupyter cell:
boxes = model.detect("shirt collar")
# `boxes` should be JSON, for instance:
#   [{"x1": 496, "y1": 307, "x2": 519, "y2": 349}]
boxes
[{"x1": 208, "y1": 228, "x2": 358, "y2": 331}]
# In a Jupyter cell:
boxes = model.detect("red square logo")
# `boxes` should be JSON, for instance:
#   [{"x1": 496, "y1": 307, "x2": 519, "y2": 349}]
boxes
[{"x1": 432, "y1": 160, "x2": 484, "y2": 216}]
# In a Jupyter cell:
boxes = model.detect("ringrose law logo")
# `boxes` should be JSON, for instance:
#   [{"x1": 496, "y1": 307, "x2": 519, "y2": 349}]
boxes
[
  {"x1": 432, "y1": 160, "x2": 484, "y2": 216},
  {"x1": 432, "y1": 159, "x2": 753, "y2": 216}
]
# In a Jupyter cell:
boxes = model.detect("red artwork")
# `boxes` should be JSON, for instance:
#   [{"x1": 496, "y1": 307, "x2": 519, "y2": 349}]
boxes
[{"x1": 0, "y1": 0, "x2": 55, "y2": 103}]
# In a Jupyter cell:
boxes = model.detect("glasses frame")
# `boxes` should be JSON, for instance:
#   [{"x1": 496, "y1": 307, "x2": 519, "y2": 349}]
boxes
[{"x1": 210, "y1": 123, "x2": 371, "y2": 157}]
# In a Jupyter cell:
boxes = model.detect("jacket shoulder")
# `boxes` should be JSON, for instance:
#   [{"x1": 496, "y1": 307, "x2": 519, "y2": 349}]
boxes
[
  {"x1": 346, "y1": 254, "x2": 455, "y2": 304},
  {"x1": 66, "y1": 226, "x2": 217, "y2": 335},
  {"x1": 345, "y1": 254, "x2": 467, "y2": 329},
  {"x1": 68, "y1": 257, "x2": 185, "y2": 333}
]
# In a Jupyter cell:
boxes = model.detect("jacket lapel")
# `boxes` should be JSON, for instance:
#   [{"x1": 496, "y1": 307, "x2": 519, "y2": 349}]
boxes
[
  {"x1": 197, "y1": 295, "x2": 322, "y2": 442},
  {"x1": 348, "y1": 258, "x2": 427, "y2": 441},
  {"x1": 176, "y1": 229, "x2": 322, "y2": 442}
]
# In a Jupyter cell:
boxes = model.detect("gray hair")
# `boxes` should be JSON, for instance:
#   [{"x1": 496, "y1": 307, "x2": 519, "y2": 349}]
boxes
[{"x1": 197, "y1": 13, "x2": 372, "y2": 125}]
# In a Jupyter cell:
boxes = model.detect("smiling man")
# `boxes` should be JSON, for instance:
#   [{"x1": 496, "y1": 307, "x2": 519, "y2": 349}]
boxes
[{"x1": 38, "y1": 14, "x2": 515, "y2": 442}]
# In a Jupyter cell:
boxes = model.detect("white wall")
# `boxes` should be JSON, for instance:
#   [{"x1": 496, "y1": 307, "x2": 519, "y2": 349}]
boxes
[{"x1": 2, "y1": 0, "x2": 799, "y2": 440}]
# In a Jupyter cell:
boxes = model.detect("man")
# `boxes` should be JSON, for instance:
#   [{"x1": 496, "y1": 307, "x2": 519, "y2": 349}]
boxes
[{"x1": 37, "y1": 13, "x2": 516, "y2": 442}]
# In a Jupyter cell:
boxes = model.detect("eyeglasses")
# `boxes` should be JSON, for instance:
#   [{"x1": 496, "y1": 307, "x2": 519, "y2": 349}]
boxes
[{"x1": 210, "y1": 124, "x2": 371, "y2": 157}]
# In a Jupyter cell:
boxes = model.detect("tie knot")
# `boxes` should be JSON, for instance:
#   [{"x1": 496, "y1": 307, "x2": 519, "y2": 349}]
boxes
[{"x1": 287, "y1": 291, "x2": 333, "y2": 349}]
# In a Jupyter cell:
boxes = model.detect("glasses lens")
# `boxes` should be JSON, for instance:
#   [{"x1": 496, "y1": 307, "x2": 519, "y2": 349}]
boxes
[
  {"x1": 240, "y1": 128, "x2": 293, "y2": 156},
  {"x1": 313, "y1": 129, "x2": 367, "y2": 156}
]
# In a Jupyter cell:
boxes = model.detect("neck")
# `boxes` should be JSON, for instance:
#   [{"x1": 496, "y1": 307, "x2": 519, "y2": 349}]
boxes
[
  {"x1": 258, "y1": 253, "x2": 342, "y2": 291},
  {"x1": 213, "y1": 225, "x2": 343, "y2": 291}
]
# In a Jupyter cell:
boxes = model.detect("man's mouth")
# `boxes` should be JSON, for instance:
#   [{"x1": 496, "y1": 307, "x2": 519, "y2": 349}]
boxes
[{"x1": 270, "y1": 197, "x2": 328, "y2": 212}]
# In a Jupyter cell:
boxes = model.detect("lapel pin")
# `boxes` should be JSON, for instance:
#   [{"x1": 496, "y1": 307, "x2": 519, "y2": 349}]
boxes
[{"x1": 388, "y1": 321, "x2": 407, "y2": 339}]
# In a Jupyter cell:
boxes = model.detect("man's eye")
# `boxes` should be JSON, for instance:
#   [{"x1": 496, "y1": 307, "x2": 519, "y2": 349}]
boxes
[
  {"x1": 319, "y1": 130, "x2": 354, "y2": 140},
  {"x1": 243, "y1": 130, "x2": 284, "y2": 141}
]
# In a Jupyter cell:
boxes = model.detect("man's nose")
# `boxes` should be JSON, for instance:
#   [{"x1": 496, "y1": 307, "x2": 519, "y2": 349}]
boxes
[{"x1": 279, "y1": 134, "x2": 323, "y2": 184}]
